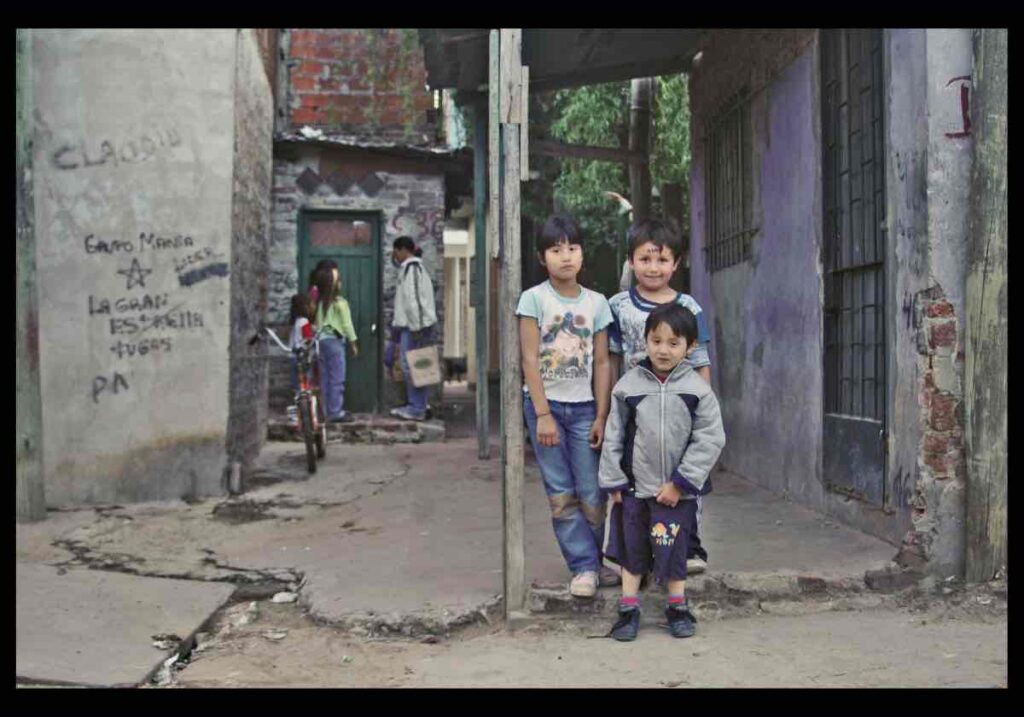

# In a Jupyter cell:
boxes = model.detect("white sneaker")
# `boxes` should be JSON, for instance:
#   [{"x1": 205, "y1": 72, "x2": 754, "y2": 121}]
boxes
[
  {"x1": 687, "y1": 557, "x2": 707, "y2": 575},
  {"x1": 570, "y1": 571, "x2": 599, "y2": 598}
]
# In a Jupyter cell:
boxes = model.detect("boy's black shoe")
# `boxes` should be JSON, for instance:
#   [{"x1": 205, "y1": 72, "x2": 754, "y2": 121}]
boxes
[
  {"x1": 665, "y1": 604, "x2": 697, "y2": 638},
  {"x1": 610, "y1": 605, "x2": 641, "y2": 642}
]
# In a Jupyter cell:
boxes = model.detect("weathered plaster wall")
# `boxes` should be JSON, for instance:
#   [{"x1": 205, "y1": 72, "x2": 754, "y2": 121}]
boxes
[
  {"x1": 903, "y1": 29, "x2": 974, "y2": 576},
  {"x1": 33, "y1": 30, "x2": 237, "y2": 505},
  {"x1": 690, "y1": 31, "x2": 826, "y2": 509},
  {"x1": 226, "y1": 30, "x2": 275, "y2": 483},
  {"x1": 269, "y1": 146, "x2": 446, "y2": 411}
]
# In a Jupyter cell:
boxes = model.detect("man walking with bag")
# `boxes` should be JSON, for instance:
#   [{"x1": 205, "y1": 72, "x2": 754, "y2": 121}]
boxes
[{"x1": 388, "y1": 235, "x2": 438, "y2": 421}]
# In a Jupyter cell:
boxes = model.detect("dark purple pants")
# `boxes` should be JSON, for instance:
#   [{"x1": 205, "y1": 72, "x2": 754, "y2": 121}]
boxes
[{"x1": 605, "y1": 494, "x2": 698, "y2": 585}]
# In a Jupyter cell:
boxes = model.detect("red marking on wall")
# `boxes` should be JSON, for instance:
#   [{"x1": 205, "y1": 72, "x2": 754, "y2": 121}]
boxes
[{"x1": 945, "y1": 76, "x2": 972, "y2": 139}]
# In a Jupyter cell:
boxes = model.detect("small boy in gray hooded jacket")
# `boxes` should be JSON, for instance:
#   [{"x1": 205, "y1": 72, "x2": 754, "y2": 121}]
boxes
[{"x1": 599, "y1": 303, "x2": 725, "y2": 640}]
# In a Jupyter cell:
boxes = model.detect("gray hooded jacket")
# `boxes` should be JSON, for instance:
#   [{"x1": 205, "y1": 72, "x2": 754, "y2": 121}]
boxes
[{"x1": 599, "y1": 358, "x2": 725, "y2": 499}]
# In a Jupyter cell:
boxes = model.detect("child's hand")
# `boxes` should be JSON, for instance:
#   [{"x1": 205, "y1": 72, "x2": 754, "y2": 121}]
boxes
[
  {"x1": 351, "y1": 341, "x2": 360, "y2": 357},
  {"x1": 655, "y1": 482, "x2": 683, "y2": 507},
  {"x1": 536, "y1": 414, "x2": 560, "y2": 447},
  {"x1": 610, "y1": 490, "x2": 622, "y2": 504},
  {"x1": 589, "y1": 418, "x2": 605, "y2": 449}
]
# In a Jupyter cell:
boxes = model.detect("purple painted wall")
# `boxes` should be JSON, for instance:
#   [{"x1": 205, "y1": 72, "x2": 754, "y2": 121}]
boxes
[{"x1": 690, "y1": 44, "x2": 826, "y2": 508}]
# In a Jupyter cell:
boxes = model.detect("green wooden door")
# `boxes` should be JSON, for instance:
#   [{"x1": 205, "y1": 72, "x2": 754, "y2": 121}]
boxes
[{"x1": 300, "y1": 211, "x2": 381, "y2": 414}]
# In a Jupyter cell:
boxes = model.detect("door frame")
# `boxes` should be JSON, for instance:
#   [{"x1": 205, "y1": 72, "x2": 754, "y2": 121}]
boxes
[{"x1": 297, "y1": 208, "x2": 384, "y2": 414}]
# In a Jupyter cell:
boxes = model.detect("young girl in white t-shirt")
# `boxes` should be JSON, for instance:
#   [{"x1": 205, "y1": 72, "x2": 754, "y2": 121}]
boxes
[
  {"x1": 516, "y1": 213, "x2": 618, "y2": 599},
  {"x1": 288, "y1": 293, "x2": 315, "y2": 390}
]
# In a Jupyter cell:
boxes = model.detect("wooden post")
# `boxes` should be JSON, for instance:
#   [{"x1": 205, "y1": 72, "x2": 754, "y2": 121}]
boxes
[
  {"x1": 497, "y1": 28, "x2": 526, "y2": 618},
  {"x1": 473, "y1": 101, "x2": 490, "y2": 460},
  {"x1": 628, "y1": 78, "x2": 654, "y2": 221},
  {"x1": 16, "y1": 28, "x2": 47, "y2": 522},
  {"x1": 661, "y1": 181, "x2": 687, "y2": 292},
  {"x1": 964, "y1": 28, "x2": 1007, "y2": 583}
]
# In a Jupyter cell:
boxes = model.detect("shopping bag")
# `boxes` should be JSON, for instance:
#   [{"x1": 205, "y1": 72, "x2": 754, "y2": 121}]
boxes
[{"x1": 405, "y1": 344, "x2": 442, "y2": 387}]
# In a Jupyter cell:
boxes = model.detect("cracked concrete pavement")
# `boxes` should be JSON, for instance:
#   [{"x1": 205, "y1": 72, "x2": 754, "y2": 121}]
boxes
[{"x1": 18, "y1": 434, "x2": 934, "y2": 686}]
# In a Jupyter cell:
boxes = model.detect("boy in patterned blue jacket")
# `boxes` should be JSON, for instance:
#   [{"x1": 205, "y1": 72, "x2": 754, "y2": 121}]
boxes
[
  {"x1": 607, "y1": 218, "x2": 713, "y2": 575},
  {"x1": 599, "y1": 303, "x2": 725, "y2": 640}
]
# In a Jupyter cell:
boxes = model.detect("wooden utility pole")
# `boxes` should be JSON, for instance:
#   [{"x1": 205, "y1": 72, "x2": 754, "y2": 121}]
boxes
[
  {"x1": 473, "y1": 101, "x2": 490, "y2": 460},
  {"x1": 964, "y1": 28, "x2": 1007, "y2": 583},
  {"x1": 492, "y1": 29, "x2": 527, "y2": 618},
  {"x1": 628, "y1": 78, "x2": 654, "y2": 221},
  {"x1": 17, "y1": 28, "x2": 47, "y2": 522}
]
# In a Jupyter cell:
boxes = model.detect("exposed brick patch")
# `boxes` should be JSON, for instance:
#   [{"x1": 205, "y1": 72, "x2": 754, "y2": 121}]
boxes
[
  {"x1": 906, "y1": 285, "x2": 966, "y2": 569},
  {"x1": 929, "y1": 320, "x2": 957, "y2": 349},
  {"x1": 283, "y1": 29, "x2": 436, "y2": 142}
]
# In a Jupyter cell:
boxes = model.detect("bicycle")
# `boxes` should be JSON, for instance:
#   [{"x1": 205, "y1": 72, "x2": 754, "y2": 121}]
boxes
[{"x1": 253, "y1": 324, "x2": 327, "y2": 473}]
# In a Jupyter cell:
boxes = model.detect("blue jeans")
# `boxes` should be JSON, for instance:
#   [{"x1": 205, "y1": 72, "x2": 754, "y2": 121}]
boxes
[
  {"x1": 318, "y1": 336, "x2": 347, "y2": 418},
  {"x1": 398, "y1": 328, "x2": 429, "y2": 416},
  {"x1": 524, "y1": 395, "x2": 605, "y2": 575}
]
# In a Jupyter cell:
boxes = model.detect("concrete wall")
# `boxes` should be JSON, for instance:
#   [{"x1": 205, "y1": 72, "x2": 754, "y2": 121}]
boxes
[
  {"x1": 284, "y1": 29, "x2": 436, "y2": 143},
  {"x1": 32, "y1": 30, "x2": 238, "y2": 505},
  {"x1": 226, "y1": 31, "x2": 275, "y2": 482},
  {"x1": 17, "y1": 29, "x2": 47, "y2": 520},
  {"x1": 899, "y1": 29, "x2": 974, "y2": 576},
  {"x1": 269, "y1": 145, "x2": 446, "y2": 411},
  {"x1": 689, "y1": 28, "x2": 976, "y2": 568}
]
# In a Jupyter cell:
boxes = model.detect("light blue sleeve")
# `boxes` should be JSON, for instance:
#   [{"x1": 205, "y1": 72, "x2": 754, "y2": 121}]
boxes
[
  {"x1": 686, "y1": 343, "x2": 711, "y2": 369},
  {"x1": 515, "y1": 287, "x2": 541, "y2": 323},
  {"x1": 678, "y1": 294, "x2": 711, "y2": 345},
  {"x1": 592, "y1": 292, "x2": 613, "y2": 334},
  {"x1": 606, "y1": 293, "x2": 624, "y2": 354}
]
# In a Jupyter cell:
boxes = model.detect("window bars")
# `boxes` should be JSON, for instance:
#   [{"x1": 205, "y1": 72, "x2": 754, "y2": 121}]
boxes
[{"x1": 704, "y1": 92, "x2": 755, "y2": 272}]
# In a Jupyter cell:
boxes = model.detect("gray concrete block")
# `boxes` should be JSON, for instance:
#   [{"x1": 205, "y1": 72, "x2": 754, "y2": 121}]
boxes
[{"x1": 16, "y1": 563, "x2": 234, "y2": 686}]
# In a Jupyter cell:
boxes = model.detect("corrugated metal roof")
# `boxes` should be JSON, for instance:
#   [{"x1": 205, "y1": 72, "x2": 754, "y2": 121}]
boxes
[{"x1": 275, "y1": 130, "x2": 470, "y2": 163}]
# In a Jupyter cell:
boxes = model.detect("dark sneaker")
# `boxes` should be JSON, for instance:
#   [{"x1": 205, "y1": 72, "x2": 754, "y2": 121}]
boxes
[
  {"x1": 610, "y1": 605, "x2": 641, "y2": 642},
  {"x1": 598, "y1": 566, "x2": 622, "y2": 587},
  {"x1": 665, "y1": 604, "x2": 697, "y2": 638}
]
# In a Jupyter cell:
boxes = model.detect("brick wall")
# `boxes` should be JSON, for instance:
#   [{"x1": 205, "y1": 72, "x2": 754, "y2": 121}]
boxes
[
  {"x1": 897, "y1": 285, "x2": 967, "y2": 568},
  {"x1": 227, "y1": 30, "x2": 274, "y2": 480},
  {"x1": 285, "y1": 29, "x2": 436, "y2": 143},
  {"x1": 269, "y1": 143, "x2": 445, "y2": 412}
]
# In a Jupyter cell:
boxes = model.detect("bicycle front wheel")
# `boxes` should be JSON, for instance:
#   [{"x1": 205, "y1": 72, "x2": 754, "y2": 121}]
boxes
[
  {"x1": 297, "y1": 395, "x2": 317, "y2": 474},
  {"x1": 313, "y1": 394, "x2": 327, "y2": 459}
]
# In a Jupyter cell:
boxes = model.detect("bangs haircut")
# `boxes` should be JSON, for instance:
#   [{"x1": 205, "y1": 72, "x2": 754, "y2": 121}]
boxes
[
  {"x1": 644, "y1": 303, "x2": 698, "y2": 345},
  {"x1": 627, "y1": 217, "x2": 683, "y2": 261},
  {"x1": 537, "y1": 213, "x2": 584, "y2": 253}
]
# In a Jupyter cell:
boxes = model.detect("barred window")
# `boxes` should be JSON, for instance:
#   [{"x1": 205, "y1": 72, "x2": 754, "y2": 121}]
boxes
[{"x1": 704, "y1": 94, "x2": 755, "y2": 272}]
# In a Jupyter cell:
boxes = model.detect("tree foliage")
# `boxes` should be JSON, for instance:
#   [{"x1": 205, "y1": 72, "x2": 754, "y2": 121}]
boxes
[{"x1": 544, "y1": 75, "x2": 692, "y2": 253}]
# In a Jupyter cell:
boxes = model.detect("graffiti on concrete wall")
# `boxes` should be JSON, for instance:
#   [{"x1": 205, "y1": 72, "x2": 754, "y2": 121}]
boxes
[
  {"x1": 51, "y1": 126, "x2": 182, "y2": 170},
  {"x1": 83, "y1": 231, "x2": 228, "y2": 401},
  {"x1": 944, "y1": 76, "x2": 972, "y2": 139},
  {"x1": 390, "y1": 206, "x2": 444, "y2": 243}
]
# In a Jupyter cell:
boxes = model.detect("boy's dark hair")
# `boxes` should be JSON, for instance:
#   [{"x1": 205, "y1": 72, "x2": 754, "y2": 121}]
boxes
[
  {"x1": 393, "y1": 235, "x2": 422, "y2": 257},
  {"x1": 289, "y1": 293, "x2": 313, "y2": 324},
  {"x1": 644, "y1": 303, "x2": 698, "y2": 345},
  {"x1": 537, "y1": 213, "x2": 584, "y2": 253},
  {"x1": 313, "y1": 266, "x2": 337, "y2": 314},
  {"x1": 627, "y1": 217, "x2": 683, "y2": 261}
]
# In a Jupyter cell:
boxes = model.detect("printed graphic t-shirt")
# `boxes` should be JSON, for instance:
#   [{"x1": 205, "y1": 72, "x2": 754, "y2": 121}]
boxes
[
  {"x1": 516, "y1": 280, "x2": 613, "y2": 403},
  {"x1": 607, "y1": 288, "x2": 711, "y2": 374}
]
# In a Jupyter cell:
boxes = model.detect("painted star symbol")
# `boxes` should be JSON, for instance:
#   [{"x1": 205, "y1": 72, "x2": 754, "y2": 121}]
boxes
[{"x1": 117, "y1": 258, "x2": 152, "y2": 290}]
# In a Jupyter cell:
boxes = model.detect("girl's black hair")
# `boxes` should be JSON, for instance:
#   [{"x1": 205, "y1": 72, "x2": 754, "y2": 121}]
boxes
[
  {"x1": 289, "y1": 293, "x2": 313, "y2": 324},
  {"x1": 393, "y1": 235, "x2": 422, "y2": 257},
  {"x1": 313, "y1": 266, "x2": 338, "y2": 315},
  {"x1": 309, "y1": 259, "x2": 338, "y2": 290},
  {"x1": 537, "y1": 213, "x2": 584, "y2": 253},
  {"x1": 644, "y1": 303, "x2": 698, "y2": 345},
  {"x1": 627, "y1": 217, "x2": 683, "y2": 261}
]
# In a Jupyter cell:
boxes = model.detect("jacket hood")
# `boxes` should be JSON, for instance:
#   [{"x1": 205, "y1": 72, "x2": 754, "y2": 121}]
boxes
[{"x1": 636, "y1": 357, "x2": 694, "y2": 387}]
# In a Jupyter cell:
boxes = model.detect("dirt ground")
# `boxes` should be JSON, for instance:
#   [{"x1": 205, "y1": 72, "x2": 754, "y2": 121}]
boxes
[{"x1": 163, "y1": 588, "x2": 1006, "y2": 689}]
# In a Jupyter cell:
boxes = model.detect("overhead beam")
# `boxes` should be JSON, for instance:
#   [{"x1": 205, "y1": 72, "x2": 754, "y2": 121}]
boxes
[{"x1": 530, "y1": 139, "x2": 646, "y2": 165}]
